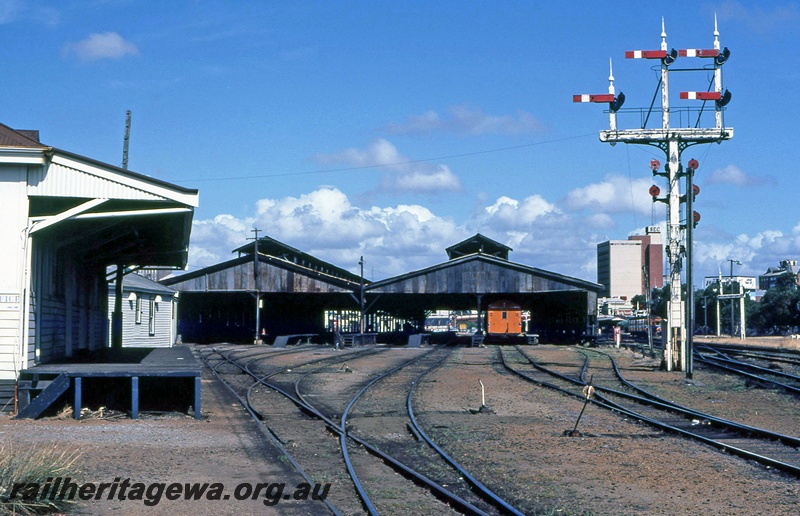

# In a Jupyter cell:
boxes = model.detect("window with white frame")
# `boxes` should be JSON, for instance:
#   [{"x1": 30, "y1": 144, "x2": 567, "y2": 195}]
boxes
[
  {"x1": 135, "y1": 296, "x2": 142, "y2": 324},
  {"x1": 149, "y1": 298, "x2": 156, "y2": 336}
]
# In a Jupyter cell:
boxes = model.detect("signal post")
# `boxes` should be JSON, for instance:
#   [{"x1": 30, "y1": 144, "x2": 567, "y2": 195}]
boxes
[{"x1": 575, "y1": 18, "x2": 733, "y2": 372}]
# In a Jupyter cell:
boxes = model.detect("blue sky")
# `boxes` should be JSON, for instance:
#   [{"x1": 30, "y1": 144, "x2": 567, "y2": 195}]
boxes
[{"x1": 2, "y1": 0, "x2": 798, "y2": 286}]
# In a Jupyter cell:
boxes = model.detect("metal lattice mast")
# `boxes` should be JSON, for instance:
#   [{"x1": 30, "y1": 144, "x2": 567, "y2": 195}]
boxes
[{"x1": 575, "y1": 17, "x2": 733, "y2": 372}]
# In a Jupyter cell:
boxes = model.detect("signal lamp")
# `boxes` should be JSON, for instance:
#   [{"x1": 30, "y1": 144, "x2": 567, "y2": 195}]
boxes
[
  {"x1": 650, "y1": 159, "x2": 661, "y2": 172},
  {"x1": 664, "y1": 48, "x2": 678, "y2": 66},
  {"x1": 687, "y1": 158, "x2": 699, "y2": 170},
  {"x1": 717, "y1": 89, "x2": 732, "y2": 108},
  {"x1": 610, "y1": 92, "x2": 625, "y2": 112},
  {"x1": 715, "y1": 47, "x2": 730, "y2": 66},
  {"x1": 649, "y1": 185, "x2": 661, "y2": 197}
]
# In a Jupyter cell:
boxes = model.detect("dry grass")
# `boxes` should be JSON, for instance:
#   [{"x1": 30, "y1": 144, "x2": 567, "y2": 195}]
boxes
[{"x1": 0, "y1": 442, "x2": 82, "y2": 514}]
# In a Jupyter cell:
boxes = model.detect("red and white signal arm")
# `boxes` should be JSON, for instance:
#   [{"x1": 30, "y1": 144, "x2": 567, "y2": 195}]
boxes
[
  {"x1": 573, "y1": 94, "x2": 616, "y2": 103},
  {"x1": 680, "y1": 91, "x2": 721, "y2": 101},
  {"x1": 678, "y1": 49, "x2": 719, "y2": 58},
  {"x1": 625, "y1": 50, "x2": 667, "y2": 59}
]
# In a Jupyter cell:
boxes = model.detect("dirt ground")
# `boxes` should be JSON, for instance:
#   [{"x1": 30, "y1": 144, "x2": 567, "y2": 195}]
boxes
[
  {"x1": 0, "y1": 365, "x2": 329, "y2": 515},
  {"x1": 1, "y1": 337, "x2": 798, "y2": 515}
]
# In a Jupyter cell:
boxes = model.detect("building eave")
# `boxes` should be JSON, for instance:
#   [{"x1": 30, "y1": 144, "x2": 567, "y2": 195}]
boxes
[{"x1": 0, "y1": 147, "x2": 49, "y2": 164}]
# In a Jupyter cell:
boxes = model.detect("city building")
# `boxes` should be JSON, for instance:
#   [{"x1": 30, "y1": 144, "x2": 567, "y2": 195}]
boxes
[
  {"x1": 758, "y1": 260, "x2": 800, "y2": 290},
  {"x1": 597, "y1": 226, "x2": 663, "y2": 300}
]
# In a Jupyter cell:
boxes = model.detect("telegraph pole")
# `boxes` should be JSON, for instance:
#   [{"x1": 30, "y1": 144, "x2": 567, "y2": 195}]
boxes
[
  {"x1": 112, "y1": 110, "x2": 133, "y2": 348},
  {"x1": 575, "y1": 17, "x2": 732, "y2": 372},
  {"x1": 727, "y1": 258, "x2": 741, "y2": 336},
  {"x1": 359, "y1": 256, "x2": 365, "y2": 337},
  {"x1": 249, "y1": 228, "x2": 262, "y2": 344},
  {"x1": 122, "y1": 110, "x2": 132, "y2": 170}
]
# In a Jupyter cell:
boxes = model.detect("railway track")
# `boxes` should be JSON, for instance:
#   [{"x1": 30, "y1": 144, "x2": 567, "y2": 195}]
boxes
[
  {"x1": 694, "y1": 344, "x2": 800, "y2": 396},
  {"x1": 199, "y1": 344, "x2": 524, "y2": 515},
  {"x1": 499, "y1": 345, "x2": 800, "y2": 477}
]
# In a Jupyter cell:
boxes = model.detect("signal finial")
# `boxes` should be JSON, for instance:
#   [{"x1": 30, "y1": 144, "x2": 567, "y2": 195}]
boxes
[
  {"x1": 713, "y1": 14, "x2": 720, "y2": 50},
  {"x1": 608, "y1": 58, "x2": 615, "y2": 95},
  {"x1": 661, "y1": 17, "x2": 667, "y2": 51}
]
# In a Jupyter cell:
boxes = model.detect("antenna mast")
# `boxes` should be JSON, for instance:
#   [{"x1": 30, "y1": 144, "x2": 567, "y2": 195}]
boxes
[{"x1": 575, "y1": 17, "x2": 733, "y2": 374}]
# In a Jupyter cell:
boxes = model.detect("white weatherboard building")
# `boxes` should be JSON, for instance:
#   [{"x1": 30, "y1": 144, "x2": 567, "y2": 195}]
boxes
[
  {"x1": 107, "y1": 273, "x2": 178, "y2": 348},
  {"x1": 0, "y1": 123, "x2": 197, "y2": 411}
]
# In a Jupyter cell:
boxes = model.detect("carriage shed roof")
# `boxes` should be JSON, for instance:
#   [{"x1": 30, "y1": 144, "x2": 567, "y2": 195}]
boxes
[
  {"x1": 361, "y1": 251, "x2": 601, "y2": 314},
  {"x1": 164, "y1": 232, "x2": 600, "y2": 300},
  {"x1": 445, "y1": 233, "x2": 512, "y2": 261},
  {"x1": 160, "y1": 252, "x2": 362, "y2": 293},
  {"x1": 231, "y1": 234, "x2": 362, "y2": 284},
  {"x1": 368, "y1": 252, "x2": 601, "y2": 295},
  {"x1": 0, "y1": 122, "x2": 199, "y2": 269}
]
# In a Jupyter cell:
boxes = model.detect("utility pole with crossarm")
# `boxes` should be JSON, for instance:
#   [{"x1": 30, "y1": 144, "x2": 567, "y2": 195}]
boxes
[{"x1": 575, "y1": 17, "x2": 733, "y2": 372}]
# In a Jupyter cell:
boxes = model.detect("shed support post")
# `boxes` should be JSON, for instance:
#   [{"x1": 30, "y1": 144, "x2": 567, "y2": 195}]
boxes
[
  {"x1": 131, "y1": 376, "x2": 139, "y2": 419},
  {"x1": 112, "y1": 265, "x2": 124, "y2": 348},
  {"x1": 73, "y1": 377, "x2": 82, "y2": 420},
  {"x1": 475, "y1": 294, "x2": 483, "y2": 342},
  {"x1": 194, "y1": 376, "x2": 201, "y2": 419}
]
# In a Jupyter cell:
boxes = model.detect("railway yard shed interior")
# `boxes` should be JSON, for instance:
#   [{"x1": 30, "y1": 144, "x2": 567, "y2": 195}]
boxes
[{"x1": 164, "y1": 233, "x2": 601, "y2": 345}]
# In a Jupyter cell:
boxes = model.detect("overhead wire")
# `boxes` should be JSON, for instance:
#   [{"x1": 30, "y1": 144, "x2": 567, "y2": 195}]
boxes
[
  {"x1": 626, "y1": 144, "x2": 638, "y2": 230},
  {"x1": 173, "y1": 132, "x2": 597, "y2": 183}
]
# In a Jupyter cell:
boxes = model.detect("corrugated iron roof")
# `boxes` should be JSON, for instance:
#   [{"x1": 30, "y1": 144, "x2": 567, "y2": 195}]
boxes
[
  {"x1": 0, "y1": 123, "x2": 46, "y2": 148},
  {"x1": 108, "y1": 272, "x2": 176, "y2": 295},
  {"x1": 446, "y1": 233, "x2": 512, "y2": 260}
]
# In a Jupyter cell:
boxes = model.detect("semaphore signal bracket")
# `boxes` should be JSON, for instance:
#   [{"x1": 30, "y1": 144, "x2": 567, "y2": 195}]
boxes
[{"x1": 573, "y1": 16, "x2": 733, "y2": 374}]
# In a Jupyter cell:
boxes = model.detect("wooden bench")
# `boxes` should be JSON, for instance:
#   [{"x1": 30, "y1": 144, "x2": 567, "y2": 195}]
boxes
[{"x1": 272, "y1": 334, "x2": 317, "y2": 348}]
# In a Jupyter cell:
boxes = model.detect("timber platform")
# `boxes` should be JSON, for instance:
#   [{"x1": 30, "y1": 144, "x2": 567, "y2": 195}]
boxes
[{"x1": 17, "y1": 346, "x2": 201, "y2": 420}]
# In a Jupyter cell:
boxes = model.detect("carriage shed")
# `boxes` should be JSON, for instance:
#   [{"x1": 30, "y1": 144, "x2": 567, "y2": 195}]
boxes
[
  {"x1": 364, "y1": 234, "x2": 601, "y2": 343},
  {"x1": 163, "y1": 233, "x2": 601, "y2": 345},
  {"x1": 161, "y1": 235, "x2": 364, "y2": 343},
  {"x1": 0, "y1": 122, "x2": 199, "y2": 416}
]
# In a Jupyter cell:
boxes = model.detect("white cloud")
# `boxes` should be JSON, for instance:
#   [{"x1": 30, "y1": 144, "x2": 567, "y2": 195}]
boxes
[
  {"x1": 190, "y1": 188, "x2": 465, "y2": 278},
  {"x1": 315, "y1": 139, "x2": 462, "y2": 194},
  {"x1": 564, "y1": 175, "x2": 654, "y2": 215},
  {"x1": 705, "y1": 164, "x2": 774, "y2": 187},
  {"x1": 188, "y1": 187, "x2": 600, "y2": 280},
  {"x1": 693, "y1": 227, "x2": 799, "y2": 281},
  {"x1": 717, "y1": 1, "x2": 799, "y2": 34},
  {"x1": 584, "y1": 213, "x2": 616, "y2": 230},
  {"x1": 63, "y1": 32, "x2": 139, "y2": 61},
  {"x1": 481, "y1": 195, "x2": 559, "y2": 229},
  {"x1": 186, "y1": 186, "x2": 800, "y2": 288},
  {"x1": 386, "y1": 104, "x2": 545, "y2": 136}
]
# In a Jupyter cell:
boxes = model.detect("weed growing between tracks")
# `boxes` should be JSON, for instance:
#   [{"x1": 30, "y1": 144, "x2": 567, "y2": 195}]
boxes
[{"x1": 0, "y1": 443, "x2": 82, "y2": 515}]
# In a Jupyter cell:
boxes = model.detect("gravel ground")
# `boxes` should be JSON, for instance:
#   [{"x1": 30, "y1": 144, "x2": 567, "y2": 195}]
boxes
[
  {"x1": 1, "y1": 365, "x2": 329, "y2": 515},
  {"x1": 1, "y1": 338, "x2": 798, "y2": 515}
]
